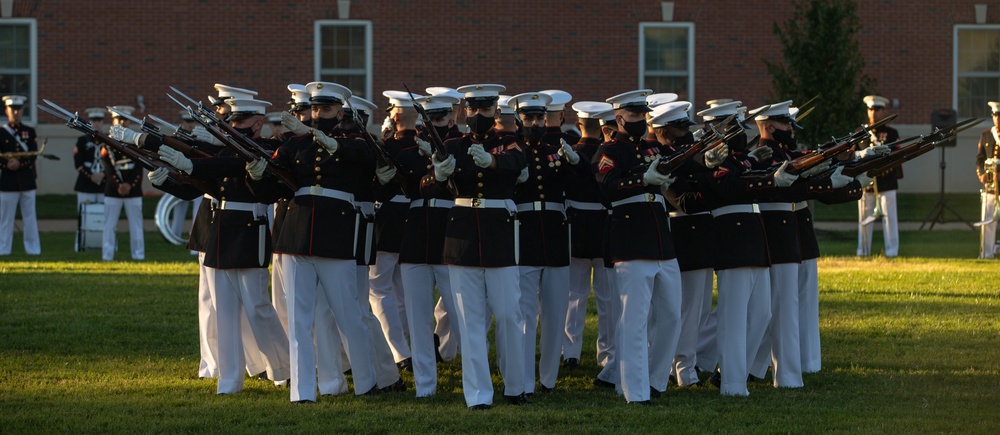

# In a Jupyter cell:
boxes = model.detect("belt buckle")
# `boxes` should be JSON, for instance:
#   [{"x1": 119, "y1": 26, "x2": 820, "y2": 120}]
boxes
[
  {"x1": 646, "y1": 193, "x2": 655, "y2": 202},
  {"x1": 471, "y1": 198, "x2": 482, "y2": 208},
  {"x1": 534, "y1": 201, "x2": 544, "y2": 211},
  {"x1": 752, "y1": 204, "x2": 761, "y2": 213},
  {"x1": 309, "y1": 185, "x2": 323, "y2": 196}
]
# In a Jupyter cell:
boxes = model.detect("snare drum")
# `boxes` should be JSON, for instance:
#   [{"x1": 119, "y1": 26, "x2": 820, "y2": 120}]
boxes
[{"x1": 77, "y1": 202, "x2": 104, "y2": 252}]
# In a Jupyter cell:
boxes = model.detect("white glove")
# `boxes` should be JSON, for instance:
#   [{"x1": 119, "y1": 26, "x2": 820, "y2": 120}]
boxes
[
  {"x1": 516, "y1": 166, "x2": 529, "y2": 183},
  {"x1": 313, "y1": 131, "x2": 339, "y2": 154},
  {"x1": 433, "y1": 154, "x2": 455, "y2": 181},
  {"x1": 774, "y1": 161, "x2": 799, "y2": 187},
  {"x1": 799, "y1": 159, "x2": 833, "y2": 178},
  {"x1": 704, "y1": 143, "x2": 729, "y2": 168},
  {"x1": 643, "y1": 157, "x2": 671, "y2": 186},
  {"x1": 416, "y1": 138, "x2": 432, "y2": 157},
  {"x1": 246, "y1": 158, "x2": 267, "y2": 181},
  {"x1": 109, "y1": 125, "x2": 142, "y2": 146},
  {"x1": 376, "y1": 164, "x2": 397, "y2": 185},
  {"x1": 281, "y1": 111, "x2": 312, "y2": 136},
  {"x1": 468, "y1": 143, "x2": 493, "y2": 168},
  {"x1": 559, "y1": 139, "x2": 580, "y2": 165},
  {"x1": 986, "y1": 157, "x2": 999, "y2": 167},
  {"x1": 855, "y1": 172, "x2": 874, "y2": 187},
  {"x1": 854, "y1": 144, "x2": 890, "y2": 159},
  {"x1": 147, "y1": 167, "x2": 169, "y2": 186},
  {"x1": 190, "y1": 125, "x2": 223, "y2": 146},
  {"x1": 829, "y1": 166, "x2": 851, "y2": 189},
  {"x1": 748, "y1": 144, "x2": 772, "y2": 163},
  {"x1": 158, "y1": 145, "x2": 194, "y2": 174},
  {"x1": 381, "y1": 115, "x2": 394, "y2": 137}
]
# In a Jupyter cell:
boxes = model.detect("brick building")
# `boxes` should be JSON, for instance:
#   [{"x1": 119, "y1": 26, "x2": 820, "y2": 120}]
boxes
[{"x1": 2, "y1": 0, "x2": 998, "y2": 193}]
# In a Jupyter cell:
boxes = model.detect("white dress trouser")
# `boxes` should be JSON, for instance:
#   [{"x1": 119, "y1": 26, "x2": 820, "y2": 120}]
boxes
[
  {"x1": 433, "y1": 297, "x2": 458, "y2": 361},
  {"x1": 357, "y1": 265, "x2": 401, "y2": 388},
  {"x1": 798, "y1": 258, "x2": 821, "y2": 373},
  {"x1": 751, "y1": 262, "x2": 803, "y2": 387},
  {"x1": 716, "y1": 267, "x2": 771, "y2": 396},
  {"x1": 197, "y1": 254, "x2": 219, "y2": 378},
  {"x1": 673, "y1": 267, "x2": 713, "y2": 386},
  {"x1": 858, "y1": 189, "x2": 899, "y2": 257},
  {"x1": 696, "y1": 306, "x2": 719, "y2": 372},
  {"x1": 981, "y1": 192, "x2": 997, "y2": 259},
  {"x1": 285, "y1": 255, "x2": 375, "y2": 402},
  {"x1": 102, "y1": 196, "x2": 144, "y2": 261},
  {"x1": 615, "y1": 259, "x2": 682, "y2": 402},
  {"x1": 369, "y1": 251, "x2": 412, "y2": 363},
  {"x1": 564, "y1": 257, "x2": 613, "y2": 365},
  {"x1": 208, "y1": 266, "x2": 290, "y2": 394},
  {"x1": 314, "y1": 279, "x2": 349, "y2": 396},
  {"x1": 0, "y1": 190, "x2": 39, "y2": 255},
  {"x1": 401, "y1": 263, "x2": 452, "y2": 397},
  {"x1": 595, "y1": 265, "x2": 621, "y2": 386},
  {"x1": 271, "y1": 253, "x2": 289, "y2": 336},
  {"x1": 519, "y1": 265, "x2": 570, "y2": 392},
  {"x1": 450, "y1": 265, "x2": 525, "y2": 407}
]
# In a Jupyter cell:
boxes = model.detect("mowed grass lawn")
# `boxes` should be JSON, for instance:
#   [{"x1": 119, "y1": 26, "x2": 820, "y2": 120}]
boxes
[{"x1": 1, "y1": 230, "x2": 998, "y2": 433}]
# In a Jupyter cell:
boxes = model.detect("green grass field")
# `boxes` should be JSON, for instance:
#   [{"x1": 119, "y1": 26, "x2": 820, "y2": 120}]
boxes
[{"x1": 1, "y1": 232, "x2": 998, "y2": 433}]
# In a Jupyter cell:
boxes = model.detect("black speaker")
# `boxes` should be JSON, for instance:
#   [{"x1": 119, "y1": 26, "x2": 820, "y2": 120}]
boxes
[{"x1": 931, "y1": 109, "x2": 958, "y2": 147}]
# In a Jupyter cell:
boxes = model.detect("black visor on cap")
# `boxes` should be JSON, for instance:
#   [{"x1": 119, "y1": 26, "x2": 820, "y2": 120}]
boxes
[
  {"x1": 517, "y1": 107, "x2": 547, "y2": 115},
  {"x1": 310, "y1": 96, "x2": 344, "y2": 106},
  {"x1": 466, "y1": 96, "x2": 498, "y2": 109},
  {"x1": 425, "y1": 108, "x2": 451, "y2": 116},
  {"x1": 665, "y1": 118, "x2": 695, "y2": 128},
  {"x1": 619, "y1": 102, "x2": 652, "y2": 113}
]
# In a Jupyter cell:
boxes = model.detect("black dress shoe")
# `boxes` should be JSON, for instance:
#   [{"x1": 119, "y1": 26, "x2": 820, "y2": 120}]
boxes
[
  {"x1": 505, "y1": 393, "x2": 529, "y2": 405},
  {"x1": 629, "y1": 400, "x2": 653, "y2": 406},
  {"x1": 292, "y1": 399, "x2": 315, "y2": 404},
  {"x1": 343, "y1": 368, "x2": 353, "y2": 376},
  {"x1": 668, "y1": 374, "x2": 677, "y2": 386},
  {"x1": 468, "y1": 403, "x2": 492, "y2": 411},
  {"x1": 361, "y1": 386, "x2": 381, "y2": 396},
  {"x1": 563, "y1": 358, "x2": 579, "y2": 369},
  {"x1": 649, "y1": 387, "x2": 662, "y2": 399},
  {"x1": 538, "y1": 384, "x2": 554, "y2": 393},
  {"x1": 709, "y1": 369, "x2": 722, "y2": 388},
  {"x1": 380, "y1": 378, "x2": 407, "y2": 393},
  {"x1": 593, "y1": 378, "x2": 615, "y2": 389},
  {"x1": 397, "y1": 358, "x2": 413, "y2": 372},
  {"x1": 747, "y1": 373, "x2": 764, "y2": 383}
]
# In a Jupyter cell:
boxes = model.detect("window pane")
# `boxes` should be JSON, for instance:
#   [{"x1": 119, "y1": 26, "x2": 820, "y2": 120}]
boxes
[
  {"x1": 958, "y1": 77, "x2": 1000, "y2": 117},
  {"x1": 320, "y1": 25, "x2": 367, "y2": 71},
  {"x1": 644, "y1": 27, "x2": 688, "y2": 72},
  {"x1": 959, "y1": 29, "x2": 1000, "y2": 72}
]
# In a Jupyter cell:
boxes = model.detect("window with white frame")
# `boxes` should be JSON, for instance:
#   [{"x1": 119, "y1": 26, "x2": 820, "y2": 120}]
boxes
[
  {"x1": 0, "y1": 19, "x2": 36, "y2": 123},
  {"x1": 639, "y1": 22, "x2": 694, "y2": 103},
  {"x1": 315, "y1": 20, "x2": 372, "y2": 99},
  {"x1": 956, "y1": 25, "x2": 1000, "y2": 117}
]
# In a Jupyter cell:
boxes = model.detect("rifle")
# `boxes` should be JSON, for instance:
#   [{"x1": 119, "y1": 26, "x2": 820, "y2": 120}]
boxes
[
  {"x1": 403, "y1": 83, "x2": 459, "y2": 196},
  {"x1": 147, "y1": 113, "x2": 196, "y2": 143},
  {"x1": 106, "y1": 106, "x2": 210, "y2": 158},
  {"x1": 343, "y1": 96, "x2": 412, "y2": 197},
  {"x1": 0, "y1": 138, "x2": 60, "y2": 160},
  {"x1": 655, "y1": 112, "x2": 740, "y2": 175},
  {"x1": 842, "y1": 117, "x2": 983, "y2": 177},
  {"x1": 39, "y1": 100, "x2": 219, "y2": 196},
  {"x1": 784, "y1": 113, "x2": 898, "y2": 175},
  {"x1": 167, "y1": 87, "x2": 298, "y2": 190}
]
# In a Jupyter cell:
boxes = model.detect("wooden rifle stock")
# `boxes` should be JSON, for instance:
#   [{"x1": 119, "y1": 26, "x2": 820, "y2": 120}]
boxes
[
  {"x1": 404, "y1": 84, "x2": 459, "y2": 196},
  {"x1": 90, "y1": 129, "x2": 218, "y2": 196}
]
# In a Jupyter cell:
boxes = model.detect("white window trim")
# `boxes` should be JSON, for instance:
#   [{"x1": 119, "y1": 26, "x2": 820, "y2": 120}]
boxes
[
  {"x1": 953, "y1": 24, "x2": 1000, "y2": 116},
  {"x1": 314, "y1": 20, "x2": 373, "y2": 99},
  {"x1": 0, "y1": 18, "x2": 37, "y2": 125},
  {"x1": 638, "y1": 22, "x2": 695, "y2": 107}
]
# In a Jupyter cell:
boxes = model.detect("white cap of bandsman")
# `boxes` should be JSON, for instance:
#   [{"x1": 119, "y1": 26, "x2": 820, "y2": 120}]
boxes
[
  {"x1": 572, "y1": 101, "x2": 613, "y2": 120},
  {"x1": 287, "y1": 84, "x2": 310, "y2": 111},
  {"x1": 346, "y1": 95, "x2": 377, "y2": 116},
  {"x1": 649, "y1": 101, "x2": 695, "y2": 128},
  {"x1": 421, "y1": 94, "x2": 461, "y2": 116},
  {"x1": 497, "y1": 95, "x2": 516, "y2": 115},
  {"x1": 705, "y1": 98, "x2": 734, "y2": 107},
  {"x1": 265, "y1": 112, "x2": 283, "y2": 124},
  {"x1": 753, "y1": 100, "x2": 802, "y2": 129},
  {"x1": 647, "y1": 92, "x2": 679, "y2": 108},
  {"x1": 110, "y1": 105, "x2": 136, "y2": 119},
  {"x1": 306, "y1": 81, "x2": 351, "y2": 106},
  {"x1": 989, "y1": 101, "x2": 1000, "y2": 114},
  {"x1": 2, "y1": 95, "x2": 26, "y2": 108},
  {"x1": 426, "y1": 87, "x2": 464, "y2": 101},
  {"x1": 697, "y1": 100, "x2": 742, "y2": 121},
  {"x1": 508, "y1": 92, "x2": 552, "y2": 114},
  {"x1": 540, "y1": 90, "x2": 572, "y2": 111},
  {"x1": 863, "y1": 95, "x2": 889, "y2": 109},
  {"x1": 606, "y1": 89, "x2": 654, "y2": 113},
  {"x1": 211, "y1": 84, "x2": 257, "y2": 106},
  {"x1": 85, "y1": 107, "x2": 108, "y2": 120},
  {"x1": 383, "y1": 90, "x2": 420, "y2": 110},
  {"x1": 225, "y1": 98, "x2": 271, "y2": 116},
  {"x1": 456, "y1": 84, "x2": 505, "y2": 108}
]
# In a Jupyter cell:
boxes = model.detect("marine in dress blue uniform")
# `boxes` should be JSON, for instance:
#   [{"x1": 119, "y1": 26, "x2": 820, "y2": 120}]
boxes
[{"x1": 0, "y1": 95, "x2": 39, "y2": 256}]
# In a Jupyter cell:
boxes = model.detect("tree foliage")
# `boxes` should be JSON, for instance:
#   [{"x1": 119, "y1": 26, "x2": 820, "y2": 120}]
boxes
[{"x1": 766, "y1": 0, "x2": 875, "y2": 147}]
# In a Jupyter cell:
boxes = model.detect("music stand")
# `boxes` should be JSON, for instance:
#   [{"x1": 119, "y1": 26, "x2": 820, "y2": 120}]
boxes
[{"x1": 919, "y1": 109, "x2": 973, "y2": 230}]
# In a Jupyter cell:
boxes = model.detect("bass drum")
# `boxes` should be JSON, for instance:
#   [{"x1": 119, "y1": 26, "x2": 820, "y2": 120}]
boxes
[{"x1": 155, "y1": 194, "x2": 188, "y2": 246}]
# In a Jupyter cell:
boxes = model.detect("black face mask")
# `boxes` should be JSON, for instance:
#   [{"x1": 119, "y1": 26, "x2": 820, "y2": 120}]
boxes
[
  {"x1": 234, "y1": 126, "x2": 255, "y2": 138},
  {"x1": 674, "y1": 131, "x2": 695, "y2": 146},
  {"x1": 466, "y1": 114, "x2": 493, "y2": 136},
  {"x1": 622, "y1": 120, "x2": 648, "y2": 139},
  {"x1": 772, "y1": 128, "x2": 796, "y2": 148},
  {"x1": 313, "y1": 117, "x2": 339, "y2": 134},
  {"x1": 727, "y1": 131, "x2": 749, "y2": 153},
  {"x1": 434, "y1": 125, "x2": 451, "y2": 139},
  {"x1": 524, "y1": 125, "x2": 546, "y2": 143}
]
